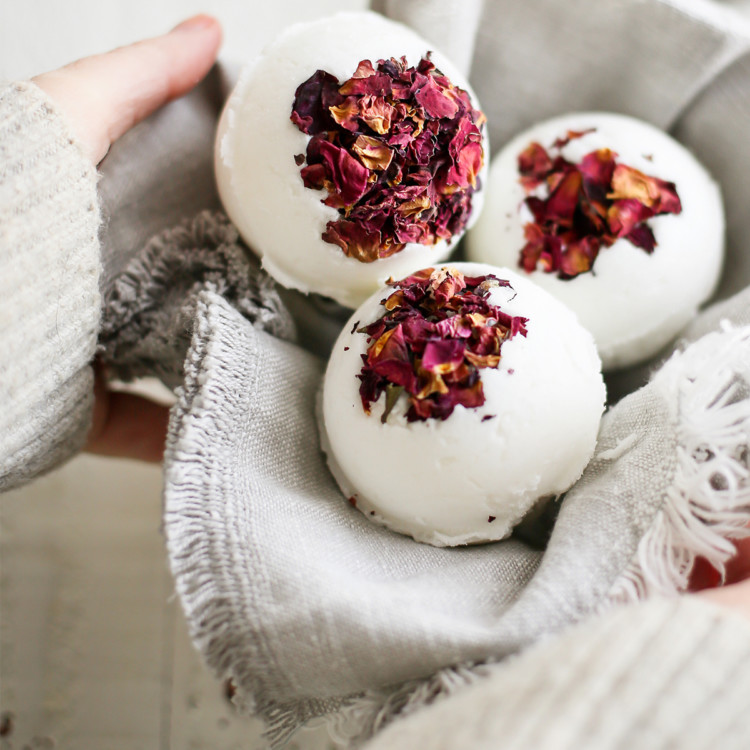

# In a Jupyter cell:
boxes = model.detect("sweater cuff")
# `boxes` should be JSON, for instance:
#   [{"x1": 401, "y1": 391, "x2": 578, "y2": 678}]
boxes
[
  {"x1": 0, "y1": 81, "x2": 100, "y2": 490},
  {"x1": 364, "y1": 597, "x2": 750, "y2": 750}
]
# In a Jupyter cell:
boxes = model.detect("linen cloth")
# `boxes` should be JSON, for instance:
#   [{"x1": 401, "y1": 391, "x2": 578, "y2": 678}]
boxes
[{"x1": 97, "y1": 0, "x2": 750, "y2": 743}]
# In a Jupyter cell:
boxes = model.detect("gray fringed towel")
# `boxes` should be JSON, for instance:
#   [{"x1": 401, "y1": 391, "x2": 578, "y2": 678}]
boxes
[{"x1": 96, "y1": 0, "x2": 750, "y2": 745}]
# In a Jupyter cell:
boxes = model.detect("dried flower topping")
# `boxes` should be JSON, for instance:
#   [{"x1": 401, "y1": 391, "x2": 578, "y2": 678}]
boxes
[
  {"x1": 357, "y1": 267, "x2": 527, "y2": 422},
  {"x1": 516, "y1": 129, "x2": 682, "y2": 279},
  {"x1": 290, "y1": 56, "x2": 485, "y2": 263}
]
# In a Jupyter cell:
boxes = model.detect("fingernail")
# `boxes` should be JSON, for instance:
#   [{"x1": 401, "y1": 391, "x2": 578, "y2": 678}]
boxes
[{"x1": 172, "y1": 14, "x2": 216, "y2": 33}]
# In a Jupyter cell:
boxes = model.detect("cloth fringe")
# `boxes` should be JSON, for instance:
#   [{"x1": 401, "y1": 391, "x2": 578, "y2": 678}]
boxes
[
  {"x1": 99, "y1": 209, "x2": 295, "y2": 388},
  {"x1": 321, "y1": 664, "x2": 489, "y2": 749},
  {"x1": 606, "y1": 325, "x2": 750, "y2": 605},
  {"x1": 325, "y1": 326, "x2": 750, "y2": 748},
  {"x1": 168, "y1": 296, "x2": 750, "y2": 748}
]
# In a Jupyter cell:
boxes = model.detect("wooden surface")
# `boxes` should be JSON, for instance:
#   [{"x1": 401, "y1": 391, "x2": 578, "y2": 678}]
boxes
[{"x1": 0, "y1": 453, "x2": 336, "y2": 749}]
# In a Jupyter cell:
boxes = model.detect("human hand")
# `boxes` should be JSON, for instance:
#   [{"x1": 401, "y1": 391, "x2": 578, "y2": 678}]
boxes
[
  {"x1": 33, "y1": 15, "x2": 222, "y2": 462},
  {"x1": 692, "y1": 536, "x2": 750, "y2": 621}
]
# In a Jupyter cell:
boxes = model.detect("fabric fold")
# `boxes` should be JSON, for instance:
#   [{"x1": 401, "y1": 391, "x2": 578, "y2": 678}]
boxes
[{"x1": 161, "y1": 292, "x2": 750, "y2": 745}]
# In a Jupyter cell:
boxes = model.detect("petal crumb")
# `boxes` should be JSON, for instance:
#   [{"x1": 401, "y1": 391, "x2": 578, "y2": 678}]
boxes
[
  {"x1": 516, "y1": 129, "x2": 682, "y2": 279},
  {"x1": 357, "y1": 268, "x2": 527, "y2": 423},
  {"x1": 291, "y1": 56, "x2": 485, "y2": 262}
]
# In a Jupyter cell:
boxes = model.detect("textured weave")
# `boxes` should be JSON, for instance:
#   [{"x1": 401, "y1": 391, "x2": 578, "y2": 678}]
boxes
[
  {"x1": 0, "y1": 82, "x2": 100, "y2": 490},
  {"x1": 363, "y1": 597, "x2": 750, "y2": 750}
]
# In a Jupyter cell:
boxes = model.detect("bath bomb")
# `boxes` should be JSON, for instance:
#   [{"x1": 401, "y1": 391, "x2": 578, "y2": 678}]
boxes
[
  {"x1": 215, "y1": 11, "x2": 488, "y2": 309},
  {"x1": 320, "y1": 262, "x2": 606, "y2": 547},
  {"x1": 466, "y1": 113, "x2": 724, "y2": 370}
]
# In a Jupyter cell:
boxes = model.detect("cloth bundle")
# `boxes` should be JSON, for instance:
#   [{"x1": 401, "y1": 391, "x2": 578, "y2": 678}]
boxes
[{"x1": 97, "y1": 0, "x2": 750, "y2": 744}]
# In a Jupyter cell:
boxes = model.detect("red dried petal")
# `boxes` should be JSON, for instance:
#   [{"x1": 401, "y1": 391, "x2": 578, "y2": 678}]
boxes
[
  {"x1": 518, "y1": 142, "x2": 553, "y2": 182},
  {"x1": 357, "y1": 268, "x2": 528, "y2": 422},
  {"x1": 452, "y1": 379, "x2": 485, "y2": 409},
  {"x1": 447, "y1": 141, "x2": 483, "y2": 190},
  {"x1": 317, "y1": 140, "x2": 369, "y2": 205},
  {"x1": 369, "y1": 324, "x2": 408, "y2": 363},
  {"x1": 291, "y1": 57, "x2": 485, "y2": 263},
  {"x1": 352, "y1": 135, "x2": 394, "y2": 171},
  {"x1": 323, "y1": 221, "x2": 396, "y2": 262},
  {"x1": 607, "y1": 198, "x2": 654, "y2": 237},
  {"x1": 359, "y1": 95, "x2": 396, "y2": 134},
  {"x1": 290, "y1": 70, "x2": 340, "y2": 134},
  {"x1": 374, "y1": 360, "x2": 419, "y2": 392},
  {"x1": 434, "y1": 314, "x2": 473, "y2": 339},
  {"x1": 414, "y1": 75, "x2": 460, "y2": 119},
  {"x1": 551, "y1": 128, "x2": 596, "y2": 149},
  {"x1": 516, "y1": 132, "x2": 682, "y2": 279},
  {"x1": 545, "y1": 170, "x2": 583, "y2": 225},
  {"x1": 351, "y1": 59, "x2": 377, "y2": 79},
  {"x1": 299, "y1": 162, "x2": 327, "y2": 190},
  {"x1": 578, "y1": 149, "x2": 617, "y2": 187},
  {"x1": 329, "y1": 96, "x2": 361, "y2": 132},
  {"x1": 422, "y1": 339, "x2": 466, "y2": 373},
  {"x1": 339, "y1": 72, "x2": 393, "y2": 97},
  {"x1": 559, "y1": 237, "x2": 598, "y2": 277},
  {"x1": 608, "y1": 164, "x2": 682, "y2": 215},
  {"x1": 625, "y1": 223, "x2": 656, "y2": 252}
]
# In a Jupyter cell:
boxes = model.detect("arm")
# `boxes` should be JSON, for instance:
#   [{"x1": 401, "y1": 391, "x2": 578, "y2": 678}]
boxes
[
  {"x1": 0, "y1": 16, "x2": 222, "y2": 489},
  {"x1": 363, "y1": 595, "x2": 750, "y2": 750}
]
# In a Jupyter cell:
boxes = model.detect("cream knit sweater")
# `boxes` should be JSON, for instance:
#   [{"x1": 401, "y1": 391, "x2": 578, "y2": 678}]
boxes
[
  {"x1": 3, "y1": 79, "x2": 750, "y2": 749},
  {"x1": 0, "y1": 81, "x2": 99, "y2": 491}
]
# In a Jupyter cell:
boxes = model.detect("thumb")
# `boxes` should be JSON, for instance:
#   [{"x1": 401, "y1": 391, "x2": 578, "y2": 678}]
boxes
[{"x1": 34, "y1": 15, "x2": 222, "y2": 164}]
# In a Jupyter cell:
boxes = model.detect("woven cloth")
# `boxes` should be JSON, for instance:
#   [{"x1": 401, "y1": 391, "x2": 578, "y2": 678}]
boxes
[{"x1": 97, "y1": 0, "x2": 750, "y2": 744}]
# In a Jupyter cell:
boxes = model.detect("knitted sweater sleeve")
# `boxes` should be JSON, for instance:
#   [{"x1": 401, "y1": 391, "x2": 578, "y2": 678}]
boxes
[
  {"x1": 363, "y1": 597, "x2": 750, "y2": 750},
  {"x1": 0, "y1": 81, "x2": 101, "y2": 491}
]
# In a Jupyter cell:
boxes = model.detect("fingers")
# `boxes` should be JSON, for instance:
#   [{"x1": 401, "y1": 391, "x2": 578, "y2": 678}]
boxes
[
  {"x1": 86, "y1": 374, "x2": 171, "y2": 463},
  {"x1": 724, "y1": 536, "x2": 750, "y2": 584},
  {"x1": 697, "y1": 578, "x2": 750, "y2": 622},
  {"x1": 34, "y1": 15, "x2": 222, "y2": 164}
]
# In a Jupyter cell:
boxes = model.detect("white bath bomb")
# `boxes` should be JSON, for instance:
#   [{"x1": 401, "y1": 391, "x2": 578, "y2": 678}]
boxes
[
  {"x1": 320, "y1": 262, "x2": 605, "y2": 546},
  {"x1": 466, "y1": 112, "x2": 724, "y2": 370},
  {"x1": 215, "y1": 11, "x2": 488, "y2": 309}
]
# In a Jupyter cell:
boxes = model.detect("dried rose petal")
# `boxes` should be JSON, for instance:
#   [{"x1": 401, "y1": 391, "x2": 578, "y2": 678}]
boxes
[
  {"x1": 516, "y1": 132, "x2": 682, "y2": 279},
  {"x1": 414, "y1": 75, "x2": 460, "y2": 119},
  {"x1": 323, "y1": 220, "x2": 400, "y2": 263},
  {"x1": 291, "y1": 70, "x2": 340, "y2": 135},
  {"x1": 357, "y1": 267, "x2": 528, "y2": 422},
  {"x1": 352, "y1": 135, "x2": 394, "y2": 171},
  {"x1": 607, "y1": 164, "x2": 682, "y2": 214},
  {"x1": 329, "y1": 96, "x2": 360, "y2": 131},
  {"x1": 518, "y1": 142, "x2": 553, "y2": 191},
  {"x1": 552, "y1": 128, "x2": 597, "y2": 149},
  {"x1": 291, "y1": 55, "x2": 485, "y2": 262},
  {"x1": 316, "y1": 140, "x2": 369, "y2": 206}
]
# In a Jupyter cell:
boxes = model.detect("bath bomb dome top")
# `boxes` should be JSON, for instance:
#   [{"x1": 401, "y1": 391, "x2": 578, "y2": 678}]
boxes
[
  {"x1": 466, "y1": 112, "x2": 724, "y2": 370},
  {"x1": 320, "y1": 262, "x2": 606, "y2": 547},
  {"x1": 215, "y1": 11, "x2": 488, "y2": 309}
]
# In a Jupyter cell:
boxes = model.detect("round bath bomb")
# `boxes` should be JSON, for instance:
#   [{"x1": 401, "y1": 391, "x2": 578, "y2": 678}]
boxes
[
  {"x1": 466, "y1": 112, "x2": 724, "y2": 370},
  {"x1": 215, "y1": 11, "x2": 488, "y2": 309},
  {"x1": 320, "y1": 262, "x2": 606, "y2": 546}
]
